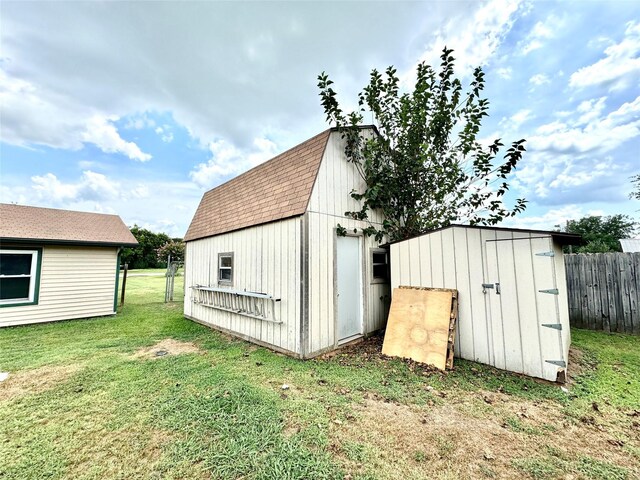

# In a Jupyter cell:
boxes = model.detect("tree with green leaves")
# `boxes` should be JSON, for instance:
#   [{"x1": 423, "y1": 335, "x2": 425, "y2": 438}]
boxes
[
  {"x1": 121, "y1": 225, "x2": 172, "y2": 269},
  {"x1": 156, "y1": 240, "x2": 185, "y2": 264},
  {"x1": 562, "y1": 215, "x2": 636, "y2": 253},
  {"x1": 318, "y1": 47, "x2": 527, "y2": 242}
]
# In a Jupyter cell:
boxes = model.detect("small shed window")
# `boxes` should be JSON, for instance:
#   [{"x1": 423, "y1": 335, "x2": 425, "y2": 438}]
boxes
[
  {"x1": 371, "y1": 248, "x2": 389, "y2": 283},
  {"x1": 0, "y1": 249, "x2": 41, "y2": 307},
  {"x1": 218, "y1": 252, "x2": 234, "y2": 285}
]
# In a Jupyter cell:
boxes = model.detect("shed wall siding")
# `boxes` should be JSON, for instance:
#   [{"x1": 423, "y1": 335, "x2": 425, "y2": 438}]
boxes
[
  {"x1": 0, "y1": 246, "x2": 117, "y2": 327},
  {"x1": 390, "y1": 227, "x2": 570, "y2": 381},
  {"x1": 306, "y1": 131, "x2": 390, "y2": 355},
  {"x1": 184, "y1": 217, "x2": 302, "y2": 355}
]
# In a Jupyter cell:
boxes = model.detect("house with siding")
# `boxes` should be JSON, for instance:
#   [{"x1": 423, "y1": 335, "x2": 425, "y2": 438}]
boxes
[
  {"x1": 0, "y1": 204, "x2": 137, "y2": 327},
  {"x1": 184, "y1": 127, "x2": 390, "y2": 358}
]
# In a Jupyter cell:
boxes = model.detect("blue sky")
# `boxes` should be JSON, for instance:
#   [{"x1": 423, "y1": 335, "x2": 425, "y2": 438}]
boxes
[{"x1": 1, "y1": 0, "x2": 639, "y2": 237}]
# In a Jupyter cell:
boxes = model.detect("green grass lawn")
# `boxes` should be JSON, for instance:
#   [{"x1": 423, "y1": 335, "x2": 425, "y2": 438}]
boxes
[{"x1": 0, "y1": 276, "x2": 638, "y2": 480}]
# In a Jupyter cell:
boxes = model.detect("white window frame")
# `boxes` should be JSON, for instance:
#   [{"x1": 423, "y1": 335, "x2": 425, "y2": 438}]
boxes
[
  {"x1": 370, "y1": 248, "x2": 389, "y2": 284},
  {"x1": 218, "y1": 252, "x2": 234, "y2": 285},
  {"x1": 0, "y1": 249, "x2": 39, "y2": 305}
]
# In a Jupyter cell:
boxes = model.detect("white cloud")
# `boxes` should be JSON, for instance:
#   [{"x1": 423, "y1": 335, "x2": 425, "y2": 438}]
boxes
[
  {"x1": 403, "y1": 0, "x2": 525, "y2": 83},
  {"x1": 155, "y1": 126, "x2": 174, "y2": 143},
  {"x1": 0, "y1": 71, "x2": 151, "y2": 161},
  {"x1": 509, "y1": 95, "x2": 640, "y2": 207},
  {"x1": 130, "y1": 185, "x2": 150, "y2": 198},
  {"x1": 504, "y1": 205, "x2": 605, "y2": 230},
  {"x1": 0, "y1": 1, "x2": 464, "y2": 152},
  {"x1": 548, "y1": 156, "x2": 618, "y2": 189},
  {"x1": 83, "y1": 116, "x2": 152, "y2": 162},
  {"x1": 189, "y1": 136, "x2": 279, "y2": 188},
  {"x1": 77, "y1": 160, "x2": 102, "y2": 169},
  {"x1": 529, "y1": 73, "x2": 550, "y2": 86},
  {"x1": 528, "y1": 95, "x2": 640, "y2": 154},
  {"x1": 124, "y1": 114, "x2": 156, "y2": 130},
  {"x1": 31, "y1": 170, "x2": 121, "y2": 204},
  {"x1": 569, "y1": 21, "x2": 640, "y2": 90},
  {"x1": 501, "y1": 108, "x2": 533, "y2": 130},
  {"x1": 0, "y1": 173, "x2": 202, "y2": 238},
  {"x1": 575, "y1": 96, "x2": 607, "y2": 125},
  {"x1": 520, "y1": 14, "x2": 565, "y2": 55},
  {"x1": 496, "y1": 67, "x2": 513, "y2": 79}
]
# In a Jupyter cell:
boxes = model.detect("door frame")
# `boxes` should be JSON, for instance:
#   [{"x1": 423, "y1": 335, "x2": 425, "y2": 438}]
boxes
[{"x1": 333, "y1": 231, "x2": 365, "y2": 346}]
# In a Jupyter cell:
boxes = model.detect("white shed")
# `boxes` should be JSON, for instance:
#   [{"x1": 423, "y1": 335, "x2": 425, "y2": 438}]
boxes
[
  {"x1": 184, "y1": 127, "x2": 390, "y2": 358},
  {"x1": 389, "y1": 225, "x2": 581, "y2": 382}
]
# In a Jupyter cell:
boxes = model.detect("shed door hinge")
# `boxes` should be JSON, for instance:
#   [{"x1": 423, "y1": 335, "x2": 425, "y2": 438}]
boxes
[
  {"x1": 539, "y1": 288, "x2": 559, "y2": 295},
  {"x1": 542, "y1": 323, "x2": 562, "y2": 330},
  {"x1": 535, "y1": 251, "x2": 555, "y2": 257},
  {"x1": 545, "y1": 360, "x2": 566, "y2": 368}
]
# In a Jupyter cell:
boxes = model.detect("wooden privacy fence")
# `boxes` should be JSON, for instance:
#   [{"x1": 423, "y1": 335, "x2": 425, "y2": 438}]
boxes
[{"x1": 565, "y1": 253, "x2": 640, "y2": 334}]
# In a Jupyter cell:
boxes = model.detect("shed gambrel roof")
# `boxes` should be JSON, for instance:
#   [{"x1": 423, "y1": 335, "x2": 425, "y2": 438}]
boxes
[
  {"x1": 185, "y1": 129, "x2": 331, "y2": 242},
  {"x1": 0, "y1": 203, "x2": 138, "y2": 246}
]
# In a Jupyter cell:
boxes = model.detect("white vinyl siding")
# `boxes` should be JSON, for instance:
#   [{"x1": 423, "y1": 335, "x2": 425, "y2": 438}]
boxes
[
  {"x1": 184, "y1": 217, "x2": 302, "y2": 355},
  {"x1": 0, "y1": 246, "x2": 117, "y2": 327}
]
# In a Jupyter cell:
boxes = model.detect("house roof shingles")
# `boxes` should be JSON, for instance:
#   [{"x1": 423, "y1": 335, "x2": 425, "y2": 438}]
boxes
[
  {"x1": 185, "y1": 129, "x2": 331, "y2": 242},
  {"x1": 0, "y1": 203, "x2": 138, "y2": 246}
]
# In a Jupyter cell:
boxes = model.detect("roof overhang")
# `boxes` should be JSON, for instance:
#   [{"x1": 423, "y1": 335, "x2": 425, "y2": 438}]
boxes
[
  {"x1": 383, "y1": 224, "x2": 583, "y2": 247},
  {"x1": 0, "y1": 237, "x2": 138, "y2": 248}
]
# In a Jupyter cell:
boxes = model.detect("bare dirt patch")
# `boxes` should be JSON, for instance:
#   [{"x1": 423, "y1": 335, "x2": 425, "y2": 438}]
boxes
[
  {"x1": 0, "y1": 364, "x2": 83, "y2": 401},
  {"x1": 330, "y1": 395, "x2": 639, "y2": 480},
  {"x1": 132, "y1": 339, "x2": 202, "y2": 360}
]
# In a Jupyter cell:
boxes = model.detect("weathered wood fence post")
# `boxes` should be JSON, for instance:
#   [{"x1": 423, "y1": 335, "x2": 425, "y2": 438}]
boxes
[{"x1": 120, "y1": 263, "x2": 128, "y2": 307}]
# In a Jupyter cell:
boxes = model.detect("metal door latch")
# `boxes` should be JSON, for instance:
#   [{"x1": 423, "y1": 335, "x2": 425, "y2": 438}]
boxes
[{"x1": 482, "y1": 283, "x2": 500, "y2": 294}]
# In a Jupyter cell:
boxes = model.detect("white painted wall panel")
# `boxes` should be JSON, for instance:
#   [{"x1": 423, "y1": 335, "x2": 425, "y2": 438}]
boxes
[
  {"x1": 184, "y1": 217, "x2": 302, "y2": 355},
  {"x1": 390, "y1": 226, "x2": 571, "y2": 381},
  {"x1": 0, "y1": 246, "x2": 118, "y2": 327}
]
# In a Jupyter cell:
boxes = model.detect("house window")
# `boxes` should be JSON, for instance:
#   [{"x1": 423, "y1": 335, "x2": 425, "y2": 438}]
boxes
[
  {"x1": 0, "y1": 249, "x2": 41, "y2": 307},
  {"x1": 218, "y1": 252, "x2": 234, "y2": 285},
  {"x1": 371, "y1": 248, "x2": 389, "y2": 283}
]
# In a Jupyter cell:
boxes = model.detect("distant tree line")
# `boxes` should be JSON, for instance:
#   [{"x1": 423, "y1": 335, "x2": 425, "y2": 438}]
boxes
[
  {"x1": 121, "y1": 225, "x2": 185, "y2": 269},
  {"x1": 561, "y1": 214, "x2": 636, "y2": 253}
]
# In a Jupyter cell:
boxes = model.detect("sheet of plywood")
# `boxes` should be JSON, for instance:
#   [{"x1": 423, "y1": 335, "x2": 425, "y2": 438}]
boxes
[{"x1": 382, "y1": 287, "x2": 455, "y2": 370}]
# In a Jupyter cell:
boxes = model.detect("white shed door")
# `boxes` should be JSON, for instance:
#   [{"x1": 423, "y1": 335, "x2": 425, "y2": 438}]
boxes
[
  {"x1": 336, "y1": 236, "x2": 362, "y2": 342},
  {"x1": 484, "y1": 235, "x2": 567, "y2": 382}
]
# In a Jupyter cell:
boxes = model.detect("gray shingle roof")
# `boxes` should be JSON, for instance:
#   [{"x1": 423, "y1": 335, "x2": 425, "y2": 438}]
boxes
[
  {"x1": 0, "y1": 203, "x2": 138, "y2": 246},
  {"x1": 184, "y1": 129, "x2": 331, "y2": 242}
]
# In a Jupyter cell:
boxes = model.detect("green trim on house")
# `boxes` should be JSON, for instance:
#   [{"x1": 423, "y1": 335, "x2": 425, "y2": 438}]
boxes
[
  {"x1": 114, "y1": 249, "x2": 121, "y2": 311},
  {"x1": 0, "y1": 246, "x2": 43, "y2": 308}
]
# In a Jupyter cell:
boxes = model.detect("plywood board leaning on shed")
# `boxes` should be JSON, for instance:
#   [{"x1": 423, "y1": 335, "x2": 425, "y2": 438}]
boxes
[{"x1": 382, "y1": 286, "x2": 458, "y2": 370}]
